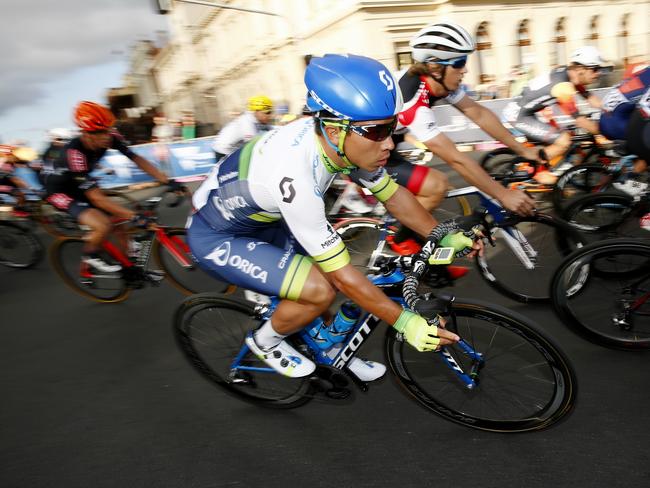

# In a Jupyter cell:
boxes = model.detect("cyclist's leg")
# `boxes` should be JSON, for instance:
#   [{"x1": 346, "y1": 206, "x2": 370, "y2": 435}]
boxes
[
  {"x1": 46, "y1": 192, "x2": 119, "y2": 273},
  {"x1": 514, "y1": 113, "x2": 570, "y2": 161},
  {"x1": 385, "y1": 151, "x2": 448, "y2": 245},
  {"x1": 188, "y1": 217, "x2": 335, "y2": 376}
]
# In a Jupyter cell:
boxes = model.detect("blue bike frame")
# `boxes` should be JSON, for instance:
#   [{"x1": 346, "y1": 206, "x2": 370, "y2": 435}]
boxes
[{"x1": 228, "y1": 266, "x2": 484, "y2": 389}]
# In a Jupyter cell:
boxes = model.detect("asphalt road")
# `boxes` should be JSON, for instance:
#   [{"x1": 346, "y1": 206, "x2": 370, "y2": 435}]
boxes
[{"x1": 2, "y1": 157, "x2": 649, "y2": 488}]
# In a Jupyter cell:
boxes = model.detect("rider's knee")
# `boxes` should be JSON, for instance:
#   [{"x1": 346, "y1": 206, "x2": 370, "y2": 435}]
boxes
[
  {"x1": 555, "y1": 132, "x2": 572, "y2": 150},
  {"x1": 301, "y1": 274, "x2": 336, "y2": 309}
]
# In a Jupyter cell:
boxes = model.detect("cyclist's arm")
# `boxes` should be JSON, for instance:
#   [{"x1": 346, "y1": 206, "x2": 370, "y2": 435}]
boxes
[
  {"x1": 424, "y1": 132, "x2": 534, "y2": 215},
  {"x1": 383, "y1": 186, "x2": 437, "y2": 237},
  {"x1": 212, "y1": 117, "x2": 243, "y2": 156},
  {"x1": 586, "y1": 93, "x2": 602, "y2": 110},
  {"x1": 454, "y1": 96, "x2": 540, "y2": 161},
  {"x1": 130, "y1": 154, "x2": 170, "y2": 184},
  {"x1": 327, "y1": 264, "x2": 458, "y2": 345},
  {"x1": 112, "y1": 135, "x2": 170, "y2": 184},
  {"x1": 84, "y1": 187, "x2": 135, "y2": 220},
  {"x1": 9, "y1": 175, "x2": 29, "y2": 190}
]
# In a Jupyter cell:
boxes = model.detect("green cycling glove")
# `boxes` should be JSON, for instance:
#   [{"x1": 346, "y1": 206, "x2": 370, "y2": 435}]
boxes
[
  {"x1": 393, "y1": 310, "x2": 441, "y2": 352},
  {"x1": 439, "y1": 231, "x2": 475, "y2": 257}
]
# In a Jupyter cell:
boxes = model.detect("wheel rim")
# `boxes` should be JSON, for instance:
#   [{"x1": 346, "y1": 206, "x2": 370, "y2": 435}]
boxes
[
  {"x1": 554, "y1": 243, "x2": 650, "y2": 348},
  {"x1": 51, "y1": 238, "x2": 129, "y2": 302},
  {"x1": 176, "y1": 297, "x2": 310, "y2": 405},
  {"x1": 388, "y1": 304, "x2": 574, "y2": 431}
]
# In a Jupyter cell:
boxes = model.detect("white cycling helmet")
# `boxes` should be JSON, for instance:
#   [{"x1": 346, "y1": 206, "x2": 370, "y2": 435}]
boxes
[
  {"x1": 48, "y1": 127, "x2": 73, "y2": 141},
  {"x1": 569, "y1": 46, "x2": 605, "y2": 67},
  {"x1": 410, "y1": 22, "x2": 476, "y2": 62}
]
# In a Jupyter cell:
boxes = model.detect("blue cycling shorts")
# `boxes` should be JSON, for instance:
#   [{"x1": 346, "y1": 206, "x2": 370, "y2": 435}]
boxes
[{"x1": 187, "y1": 212, "x2": 314, "y2": 300}]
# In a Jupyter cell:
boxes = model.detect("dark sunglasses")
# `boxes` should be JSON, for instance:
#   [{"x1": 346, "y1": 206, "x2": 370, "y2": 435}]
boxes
[
  {"x1": 434, "y1": 55, "x2": 468, "y2": 69},
  {"x1": 349, "y1": 118, "x2": 397, "y2": 141},
  {"x1": 262, "y1": 110, "x2": 272, "y2": 115},
  {"x1": 86, "y1": 129, "x2": 110, "y2": 135}
]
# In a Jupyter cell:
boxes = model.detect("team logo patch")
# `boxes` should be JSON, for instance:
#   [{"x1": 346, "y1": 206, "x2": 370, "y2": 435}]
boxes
[{"x1": 279, "y1": 177, "x2": 295, "y2": 203}]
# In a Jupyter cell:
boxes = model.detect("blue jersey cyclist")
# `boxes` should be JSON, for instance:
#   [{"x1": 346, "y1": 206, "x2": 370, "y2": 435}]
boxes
[
  {"x1": 600, "y1": 64, "x2": 650, "y2": 194},
  {"x1": 188, "y1": 54, "x2": 476, "y2": 381}
]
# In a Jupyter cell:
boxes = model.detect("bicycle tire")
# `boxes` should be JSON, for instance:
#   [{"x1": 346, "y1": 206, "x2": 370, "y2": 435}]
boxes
[
  {"x1": 49, "y1": 237, "x2": 130, "y2": 303},
  {"x1": 479, "y1": 147, "x2": 517, "y2": 173},
  {"x1": 476, "y1": 213, "x2": 586, "y2": 303},
  {"x1": 551, "y1": 239, "x2": 650, "y2": 350},
  {"x1": 174, "y1": 293, "x2": 313, "y2": 408},
  {"x1": 0, "y1": 221, "x2": 43, "y2": 269},
  {"x1": 552, "y1": 163, "x2": 614, "y2": 213},
  {"x1": 385, "y1": 298, "x2": 577, "y2": 432},
  {"x1": 152, "y1": 227, "x2": 233, "y2": 295},
  {"x1": 562, "y1": 192, "x2": 640, "y2": 238}
]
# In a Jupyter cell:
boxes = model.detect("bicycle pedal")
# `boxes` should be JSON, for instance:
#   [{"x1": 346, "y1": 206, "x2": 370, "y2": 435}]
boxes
[
  {"x1": 145, "y1": 270, "x2": 165, "y2": 284},
  {"x1": 311, "y1": 365, "x2": 351, "y2": 399}
]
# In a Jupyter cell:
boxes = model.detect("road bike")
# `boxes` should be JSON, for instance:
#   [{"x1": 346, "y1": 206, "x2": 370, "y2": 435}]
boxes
[
  {"x1": 0, "y1": 220, "x2": 43, "y2": 269},
  {"x1": 480, "y1": 129, "x2": 620, "y2": 213},
  {"x1": 174, "y1": 213, "x2": 577, "y2": 432},
  {"x1": 551, "y1": 238, "x2": 650, "y2": 350},
  {"x1": 49, "y1": 190, "x2": 231, "y2": 303},
  {"x1": 335, "y1": 185, "x2": 586, "y2": 303},
  {"x1": 562, "y1": 189, "x2": 649, "y2": 242}
]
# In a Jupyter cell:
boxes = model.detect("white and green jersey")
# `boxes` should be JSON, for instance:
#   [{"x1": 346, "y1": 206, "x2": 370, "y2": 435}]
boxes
[{"x1": 192, "y1": 117, "x2": 398, "y2": 273}]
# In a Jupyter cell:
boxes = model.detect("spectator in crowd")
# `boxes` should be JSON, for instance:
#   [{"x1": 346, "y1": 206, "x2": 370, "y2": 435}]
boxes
[
  {"x1": 152, "y1": 114, "x2": 174, "y2": 174},
  {"x1": 181, "y1": 111, "x2": 196, "y2": 140}
]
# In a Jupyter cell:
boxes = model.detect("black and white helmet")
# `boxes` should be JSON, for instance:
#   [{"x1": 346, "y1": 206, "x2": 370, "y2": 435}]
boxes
[{"x1": 410, "y1": 22, "x2": 476, "y2": 62}]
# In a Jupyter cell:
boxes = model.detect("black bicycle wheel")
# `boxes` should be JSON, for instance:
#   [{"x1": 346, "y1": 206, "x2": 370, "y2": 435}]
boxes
[
  {"x1": 385, "y1": 298, "x2": 577, "y2": 432},
  {"x1": 551, "y1": 239, "x2": 650, "y2": 350},
  {"x1": 476, "y1": 213, "x2": 585, "y2": 303},
  {"x1": 49, "y1": 237, "x2": 130, "y2": 303},
  {"x1": 152, "y1": 227, "x2": 232, "y2": 295},
  {"x1": 552, "y1": 163, "x2": 614, "y2": 213},
  {"x1": 174, "y1": 293, "x2": 313, "y2": 408},
  {"x1": 479, "y1": 147, "x2": 517, "y2": 177},
  {"x1": 562, "y1": 192, "x2": 643, "y2": 240},
  {"x1": 0, "y1": 222, "x2": 43, "y2": 269}
]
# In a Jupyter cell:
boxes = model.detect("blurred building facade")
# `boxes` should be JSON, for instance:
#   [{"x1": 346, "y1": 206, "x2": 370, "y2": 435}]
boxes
[{"x1": 116, "y1": 0, "x2": 650, "y2": 134}]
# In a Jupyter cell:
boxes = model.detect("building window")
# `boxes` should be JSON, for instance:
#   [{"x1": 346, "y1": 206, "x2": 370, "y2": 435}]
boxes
[
  {"x1": 476, "y1": 22, "x2": 495, "y2": 83},
  {"x1": 395, "y1": 41, "x2": 413, "y2": 70},
  {"x1": 588, "y1": 15, "x2": 599, "y2": 45},
  {"x1": 551, "y1": 17, "x2": 567, "y2": 67},
  {"x1": 517, "y1": 19, "x2": 534, "y2": 67},
  {"x1": 618, "y1": 13, "x2": 630, "y2": 65}
]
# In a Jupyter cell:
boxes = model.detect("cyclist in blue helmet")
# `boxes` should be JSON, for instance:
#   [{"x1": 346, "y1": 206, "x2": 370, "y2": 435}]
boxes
[{"x1": 188, "y1": 54, "x2": 475, "y2": 381}]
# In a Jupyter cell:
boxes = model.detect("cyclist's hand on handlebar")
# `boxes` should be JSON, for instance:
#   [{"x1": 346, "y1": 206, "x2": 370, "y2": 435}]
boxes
[
  {"x1": 499, "y1": 189, "x2": 535, "y2": 216},
  {"x1": 440, "y1": 230, "x2": 484, "y2": 258},
  {"x1": 519, "y1": 145, "x2": 545, "y2": 164},
  {"x1": 166, "y1": 179, "x2": 188, "y2": 194},
  {"x1": 393, "y1": 310, "x2": 459, "y2": 352},
  {"x1": 131, "y1": 212, "x2": 153, "y2": 229}
]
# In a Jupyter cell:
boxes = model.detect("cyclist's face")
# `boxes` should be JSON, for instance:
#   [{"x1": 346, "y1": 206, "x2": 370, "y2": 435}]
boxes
[
  {"x1": 343, "y1": 118, "x2": 396, "y2": 171},
  {"x1": 255, "y1": 110, "x2": 273, "y2": 125},
  {"x1": 583, "y1": 66, "x2": 601, "y2": 85},
  {"x1": 84, "y1": 130, "x2": 112, "y2": 149},
  {"x1": 442, "y1": 63, "x2": 468, "y2": 92}
]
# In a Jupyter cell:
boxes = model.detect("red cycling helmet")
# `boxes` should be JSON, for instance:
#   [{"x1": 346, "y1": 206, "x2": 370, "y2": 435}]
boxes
[{"x1": 74, "y1": 101, "x2": 116, "y2": 131}]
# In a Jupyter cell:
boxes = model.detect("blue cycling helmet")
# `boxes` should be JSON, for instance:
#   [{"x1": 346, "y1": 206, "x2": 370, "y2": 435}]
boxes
[{"x1": 305, "y1": 54, "x2": 403, "y2": 121}]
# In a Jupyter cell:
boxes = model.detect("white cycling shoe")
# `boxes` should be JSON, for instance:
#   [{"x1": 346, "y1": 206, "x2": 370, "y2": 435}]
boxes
[
  {"x1": 83, "y1": 255, "x2": 121, "y2": 273},
  {"x1": 347, "y1": 357, "x2": 386, "y2": 382},
  {"x1": 245, "y1": 332, "x2": 316, "y2": 378}
]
